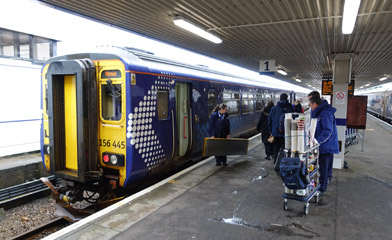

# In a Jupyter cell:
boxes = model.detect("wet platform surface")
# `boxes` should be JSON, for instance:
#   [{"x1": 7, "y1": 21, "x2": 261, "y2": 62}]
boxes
[{"x1": 46, "y1": 114, "x2": 392, "y2": 240}]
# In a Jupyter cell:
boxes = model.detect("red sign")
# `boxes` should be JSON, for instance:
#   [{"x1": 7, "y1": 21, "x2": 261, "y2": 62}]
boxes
[{"x1": 337, "y1": 92, "x2": 345, "y2": 100}]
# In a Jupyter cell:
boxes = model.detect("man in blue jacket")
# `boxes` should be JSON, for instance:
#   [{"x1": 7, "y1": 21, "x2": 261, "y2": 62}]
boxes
[
  {"x1": 308, "y1": 94, "x2": 339, "y2": 193},
  {"x1": 268, "y1": 93, "x2": 294, "y2": 161}
]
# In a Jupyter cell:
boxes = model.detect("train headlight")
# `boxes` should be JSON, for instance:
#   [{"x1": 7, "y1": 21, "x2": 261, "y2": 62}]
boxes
[
  {"x1": 110, "y1": 155, "x2": 118, "y2": 165},
  {"x1": 102, "y1": 152, "x2": 124, "y2": 166}
]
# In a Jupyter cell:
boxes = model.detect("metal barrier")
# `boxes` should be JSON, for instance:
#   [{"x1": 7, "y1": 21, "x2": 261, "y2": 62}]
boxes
[{"x1": 345, "y1": 128, "x2": 365, "y2": 152}]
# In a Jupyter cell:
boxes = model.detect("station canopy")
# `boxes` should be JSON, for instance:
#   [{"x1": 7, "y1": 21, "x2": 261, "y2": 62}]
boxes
[{"x1": 39, "y1": 0, "x2": 392, "y2": 90}]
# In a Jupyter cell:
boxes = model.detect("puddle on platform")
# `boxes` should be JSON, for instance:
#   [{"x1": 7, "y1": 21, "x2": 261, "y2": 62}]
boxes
[
  {"x1": 209, "y1": 217, "x2": 320, "y2": 238},
  {"x1": 252, "y1": 176, "x2": 263, "y2": 182},
  {"x1": 252, "y1": 167, "x2": 269, "y2": 182},
  {"x1": 209, "y1": 216, "x2": 262, "y2": 231}
]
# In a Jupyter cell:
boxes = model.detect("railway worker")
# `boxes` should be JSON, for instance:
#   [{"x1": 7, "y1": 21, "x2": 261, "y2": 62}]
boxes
[
  {"x1": 209, "y1": 103, "x2": 231, "y2": 166},
  {"x1": 308, "y1": 93, "x2": 339, "y2": 193},
  {"x1": 308, "y1": 91, "x2": 320, "y2": 100},
  {"x1": 268, "y1": 93, "x2": 294, "y2": 161},
  {"x1": 257, "y1": 100, "x2": 274, "y2": 160},
  {"x1": 294, "y1": 99, "x2": 304, "y2": 113},
  {"x1": 308, "y1": 90, "x2": 333, "y2": 183}
]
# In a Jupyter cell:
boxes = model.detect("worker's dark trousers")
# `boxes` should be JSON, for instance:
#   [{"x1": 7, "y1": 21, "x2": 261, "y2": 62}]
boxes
[
  {"x1": 215, "y1": 156, "x2": 227, "y2": 165},
  {"x1": 319, "y1": 153, "x2": 333, "y2": 193}
]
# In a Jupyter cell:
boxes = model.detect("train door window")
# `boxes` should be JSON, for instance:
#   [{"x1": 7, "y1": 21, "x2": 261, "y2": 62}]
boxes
[
  {"x1": 208, "y1": 90, "x2": 216, "y2": 114},
  {"x1": 242, "y1": 92, "x2": 254, "y2": 113},
  {"x1": 101, "y1": 82, "x2": 122, "y2": 121},
  {"x1": 256, "y1": 93, "x2": 264, "y2": 111},
  {"x1": 223, "y1": 91, "x2": 240, "y2": 115},
  {"x1": 157, "y1": 90, "x2": 169, "y2": 120}
]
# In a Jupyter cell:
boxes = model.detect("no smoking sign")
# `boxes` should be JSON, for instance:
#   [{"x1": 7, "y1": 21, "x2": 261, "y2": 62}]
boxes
[{"x1": 336, "y1": 92, "x2": 345, "y2": 105}]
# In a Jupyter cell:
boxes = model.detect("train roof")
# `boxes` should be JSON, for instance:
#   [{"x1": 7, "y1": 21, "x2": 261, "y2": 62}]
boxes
[{"x1": 44, "y1": 46, "x2": 293, "y2": 91}]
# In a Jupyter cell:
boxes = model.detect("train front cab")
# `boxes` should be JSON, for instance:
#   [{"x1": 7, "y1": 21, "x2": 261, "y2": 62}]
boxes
[{"x1": 41, "y1": 57, "x2": 127, "y2": 201}]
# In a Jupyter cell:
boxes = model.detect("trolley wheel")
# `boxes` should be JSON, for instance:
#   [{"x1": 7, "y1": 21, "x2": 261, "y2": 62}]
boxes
[
  {"x1": 315, "y1": 193, "x2": 320, "y2": 203},
  {"x1": 283, "y1": 199, "x2": 288, "y2": 211},
  {"x1": 304, "y1": 203, "x2": 309, "y2": 215}
]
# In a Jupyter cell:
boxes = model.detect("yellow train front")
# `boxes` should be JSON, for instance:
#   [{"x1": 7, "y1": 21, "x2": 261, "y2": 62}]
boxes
[
  {"x1": 41, "y1": 51, "x2": 131, "y2": 205},
  {"x1": 40, "y1": 47, "x2": 300, "y2": 208},
  {"x1": 40, "y1": 49, "x2": 200, "y2": 206}
]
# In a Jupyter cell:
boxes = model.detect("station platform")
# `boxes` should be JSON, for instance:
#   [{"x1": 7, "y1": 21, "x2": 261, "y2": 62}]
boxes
[
  {"x1": 0, "y1": 152, "x2": 49, "y2": 189},
  {"x1": 45, "y1": 114, "x2": 392, "y2": 240}
]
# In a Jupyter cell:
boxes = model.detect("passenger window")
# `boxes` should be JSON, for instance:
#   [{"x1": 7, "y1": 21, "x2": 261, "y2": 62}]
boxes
[
  {"x1": 242, "y1": 92, "x2": 254, "y2": 113},
  {"x1": 223, "y1": 91, "x2": 240, "y2": 115},
  {"x1": 256, "y1": 94, "x2": 264, "y2": 111},
  {"x1": 157, "y1": 90, "x2": 169, "y2": 120},
  {"x1": 208, "y1": 90, "x2": 216, "y2": 114},
  {"x1": 101, "y1": 82, "x2": 122, "y2": 121}
]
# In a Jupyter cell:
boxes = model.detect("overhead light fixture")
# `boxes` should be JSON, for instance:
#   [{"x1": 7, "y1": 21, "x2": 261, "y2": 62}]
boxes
[
  {"x1": 277, "y1": 69, "x2": 287, "y2": 75},
  {"x1": 379, "y1": 76, "x2": 388, "y2": 81},
  {"x1": 365, "y1": 83, "x2": 370, "y2": 86},
  {"x1": 295, "y1": 78, "x2": 301, "y2": 82},
  {"x1": 360, "y1": 86, "x2": 364, "y2": 88},
  {"x1": 307, "y1": 84, "x2": 312, "y2": 87},
  {"x1": 342, "y1": 0, "x2": 361, "y2": 34},
  {"x1": 173, "y1": 16, "x2": 222, "y2": 44}
]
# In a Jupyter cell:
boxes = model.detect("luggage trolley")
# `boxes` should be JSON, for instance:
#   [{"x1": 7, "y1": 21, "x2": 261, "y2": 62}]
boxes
[
  {"x1": 280, "y1": 112, "x2": 320, "y2": 215},
  {"x1": 281, "y1": 144, "x2": 320, "y2": 215}
]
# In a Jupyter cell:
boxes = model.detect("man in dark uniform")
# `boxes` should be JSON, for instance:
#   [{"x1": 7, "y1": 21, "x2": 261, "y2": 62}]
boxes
[
  {"x1": 268, "y1": 93, "x2": 294, "y2": 161},
  {"x1": 209, "y1": 103, "x2": 231, "y2": 166},
  {"x1": 308, "y1": 94, "x2": 339, "y2": 193}
]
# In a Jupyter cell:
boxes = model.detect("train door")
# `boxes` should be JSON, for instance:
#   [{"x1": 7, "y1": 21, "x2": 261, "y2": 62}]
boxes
[
  {"x1": 97, "y1": 61, "x2": 127, "y2": 185},
  {"x1": 382, "y1": 93, "x2": 388, "y2": 117},
  {"x1": 44, "y1": 59, "x2": 98, "y2": 182},
  {"x1": 176, "y1": 82, "x2": 191, "y2": 156},
  {"x1": 208, "y1": 89, "x2": 217, "y2": 115}
]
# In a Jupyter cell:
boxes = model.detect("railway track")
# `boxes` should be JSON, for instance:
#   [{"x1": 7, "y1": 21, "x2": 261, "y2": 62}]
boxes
[
  {"x1": 0, "y1": 175, "x2": 59, "y2": 210},
  {"x1": 10, "y1": 217, "x2": 69, "y2": 240}
]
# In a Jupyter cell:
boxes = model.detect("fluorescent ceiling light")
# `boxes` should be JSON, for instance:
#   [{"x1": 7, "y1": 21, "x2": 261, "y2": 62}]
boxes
[
  {"x1": 173, "y1": 16, "x2": 222, "y2": 44},
  {"x1": 277, "y1": 69, "x2": 287, "y2": 75},
  {"x1": 307, "y1": 84, "x2": 312, "y2": 87},
  {"x1": 295, "y1": 78, "x2": 301, "y2": 82},
  {"x1": 360, "y1": 86, "x2": 364, "y2": 88},
  {"x1": 342, "y1": 0, "x2": 361, "y2": 34},
  {"x1": 365, "y1": 83, "x2": 370, "y2": 86},
  {"x1": 379, "y1": 76, "x2": 387, "y2": 81}
]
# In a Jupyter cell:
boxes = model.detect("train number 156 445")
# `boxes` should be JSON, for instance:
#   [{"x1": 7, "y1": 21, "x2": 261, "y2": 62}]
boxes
[{"x1": 99, "y1": 139, "x2": 125, "y2": 149}]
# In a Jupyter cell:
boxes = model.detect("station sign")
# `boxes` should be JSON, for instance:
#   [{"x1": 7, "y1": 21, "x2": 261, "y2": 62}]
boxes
[
  {"x1": 322, "y1": 80, "x2": 333, "y2": 95},
  {"x1": 259, "y1": 60, "x2": 275, "y2": 76}
]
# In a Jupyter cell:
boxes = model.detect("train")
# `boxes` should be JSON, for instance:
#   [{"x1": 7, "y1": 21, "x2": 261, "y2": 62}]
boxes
[
  {"x1": 0, "y1": 59, "x2": 42, "y2": 157},
  {"x1": 40, "y1": 46, "x2": 307, "y2": 207},
  {"x1": 366, "y1": 90, "x2": 392, "y2": 123}
]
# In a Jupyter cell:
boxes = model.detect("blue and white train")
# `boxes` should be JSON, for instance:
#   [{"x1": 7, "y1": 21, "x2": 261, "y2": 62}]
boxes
[
  {"x1": 366, "y1": 90, "x2": 392, "y2": 123},
  {"x1": 40, "y1": 47, "x2": 306, "y2": 204}
]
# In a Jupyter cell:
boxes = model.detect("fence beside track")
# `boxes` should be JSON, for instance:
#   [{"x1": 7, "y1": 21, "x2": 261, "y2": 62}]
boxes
[{"x1": 0, "y1": 175, "x2": 59, "y2": 209}]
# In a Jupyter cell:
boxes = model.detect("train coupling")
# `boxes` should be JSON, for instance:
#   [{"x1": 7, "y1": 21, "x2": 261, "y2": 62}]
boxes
[
  {"x1": 59, "y1": 192, "x2": 74, "y2": 203},
  {"x1": 40, "y1": 177, "x2": 59, "y2": 196}
]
